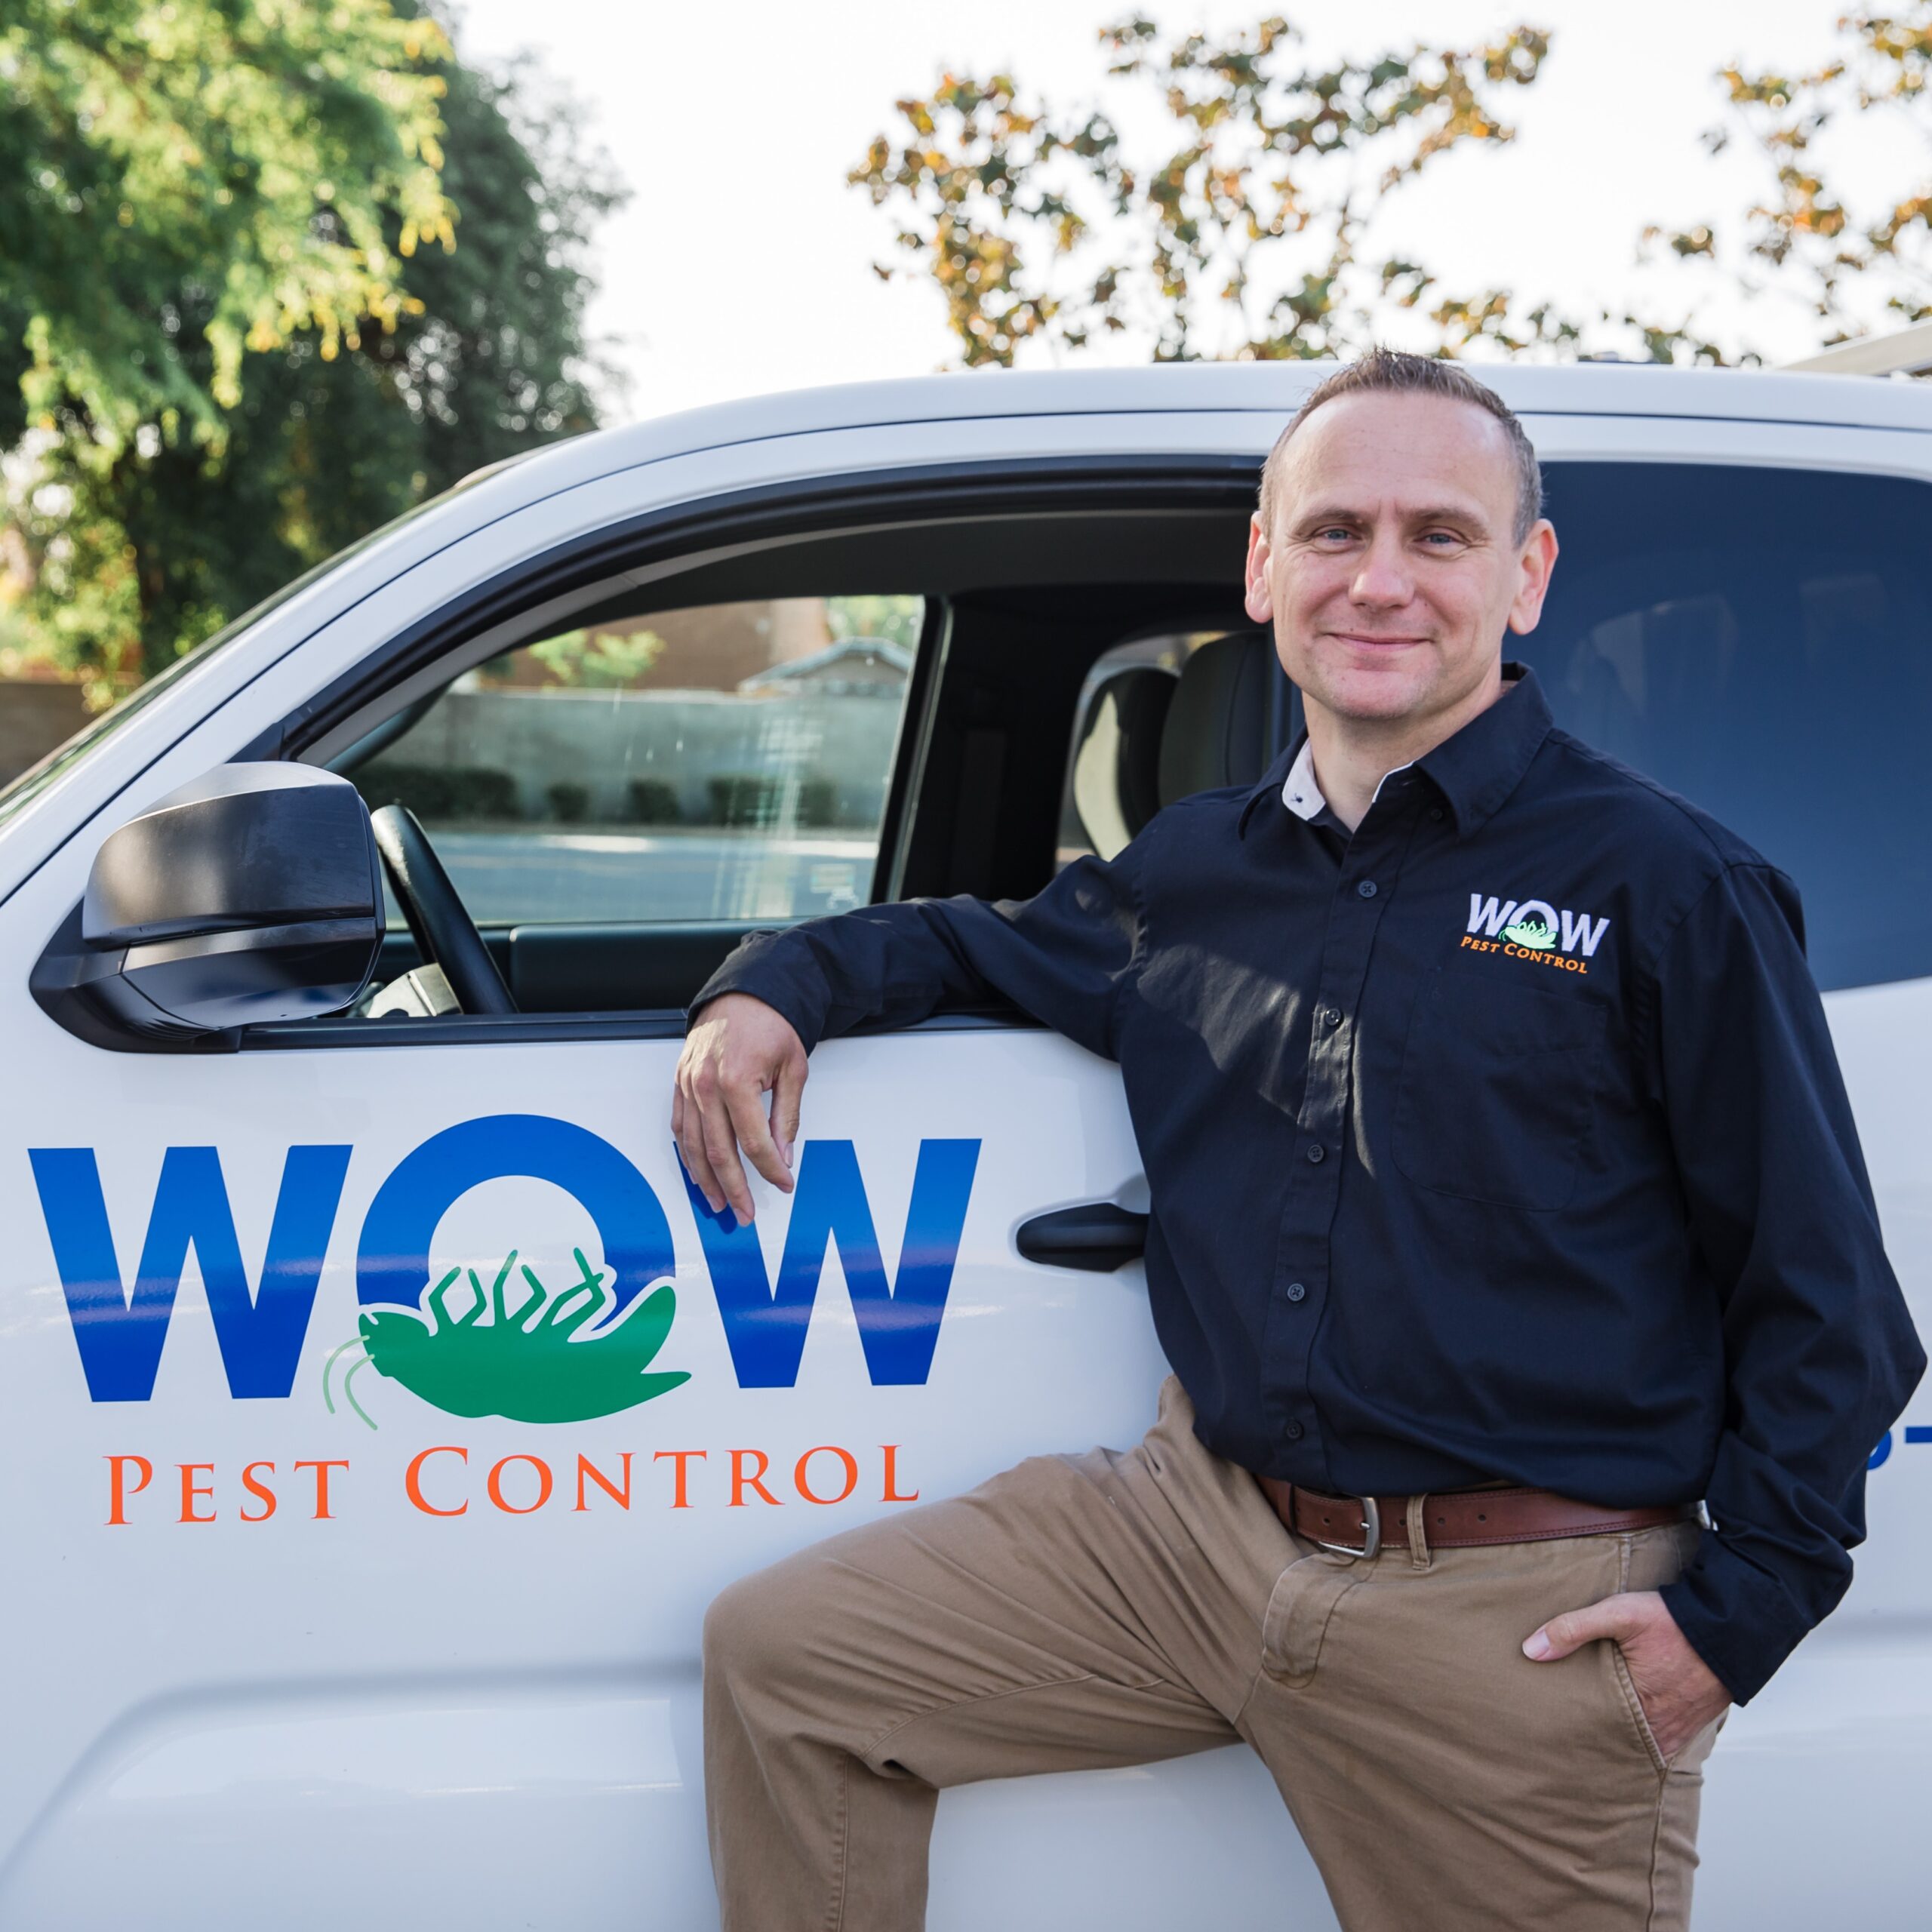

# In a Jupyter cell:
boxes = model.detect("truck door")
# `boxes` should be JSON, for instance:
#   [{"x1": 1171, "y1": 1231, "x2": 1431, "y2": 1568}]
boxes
[{"x1": 0, "y1": 433, "x2": 1337, "y2": 1932}]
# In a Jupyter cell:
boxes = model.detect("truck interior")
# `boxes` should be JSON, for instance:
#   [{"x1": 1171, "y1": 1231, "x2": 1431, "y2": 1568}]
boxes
[{"x1": 287, "y1": 467, "x2": 1286, "y2": 1032}]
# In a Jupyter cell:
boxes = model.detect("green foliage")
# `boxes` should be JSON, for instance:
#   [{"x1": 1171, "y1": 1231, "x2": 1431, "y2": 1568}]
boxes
[
  {"x1": 708, "y1": 772, "x2": 783, "y2": 828},
  {"x1": 528, "y1": 626, "x2": 663, "y2": 688},
  {"x1": 2, "y1": 9, "x2": 622, "y2": 703},
  {"x1": 0, "y1": 0, "x2": 453, "y2": 463},
  {"x1": 796, "y1": 776, "x2": 840, "y2": 827},
  {"x1": 355, "y1": 761, "x2": 520, "y2": 821},
  {"x1": 545, "y1": 780, "x2": 590, "y2": 823},
  {"x1": 706, "y1": 772, "x2": 839, "y2": 829},
  {"x1": 626, "y1": 777, "x2": 683, "y2": 825},
  {"x1": 825, "y1": 594, "x2": 923, "y2": 651}
]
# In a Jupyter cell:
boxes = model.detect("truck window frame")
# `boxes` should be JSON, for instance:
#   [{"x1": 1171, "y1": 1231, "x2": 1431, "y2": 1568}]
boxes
[{"x1": 50, "y1": 454, "x2": 1263, "y2": 1054}]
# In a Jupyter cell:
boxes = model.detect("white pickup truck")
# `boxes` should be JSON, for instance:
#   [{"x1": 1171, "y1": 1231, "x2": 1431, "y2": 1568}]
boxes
[{"x1": 2, "y1": 361, "x2": 1928, "y2": 1930}]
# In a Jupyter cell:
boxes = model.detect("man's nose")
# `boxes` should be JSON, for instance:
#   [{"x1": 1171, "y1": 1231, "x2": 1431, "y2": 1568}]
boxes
[{"x1": 1349, "y1": 532, "x2": 1414, "y2": 609}]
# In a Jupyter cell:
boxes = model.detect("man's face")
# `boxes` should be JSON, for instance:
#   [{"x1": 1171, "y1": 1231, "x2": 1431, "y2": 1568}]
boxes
[{"x1": 1244, "y1": 391, "x2": 1558, "y2": 732}]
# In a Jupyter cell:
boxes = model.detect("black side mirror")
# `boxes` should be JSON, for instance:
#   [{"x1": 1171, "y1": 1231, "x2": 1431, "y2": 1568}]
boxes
[{"x1": 33, "y1": 764, "x2": 383, "y2": 1045}]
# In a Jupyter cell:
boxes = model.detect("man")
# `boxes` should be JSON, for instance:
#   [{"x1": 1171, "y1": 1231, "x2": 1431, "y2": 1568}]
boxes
[{"x1": 672, "y1": 350, "x2": 1924, "y2": 1930}]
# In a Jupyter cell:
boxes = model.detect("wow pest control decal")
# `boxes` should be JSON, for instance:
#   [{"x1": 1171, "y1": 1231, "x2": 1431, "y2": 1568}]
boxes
[{"x1": 26, "y1": 1114, "x2": 979, "y2": 1528}]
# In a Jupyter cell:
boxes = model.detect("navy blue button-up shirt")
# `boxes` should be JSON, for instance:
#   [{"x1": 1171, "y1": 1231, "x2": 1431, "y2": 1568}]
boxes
[{"x1": 694, "y1": 666, "x2": 1924, "y2": 1703}]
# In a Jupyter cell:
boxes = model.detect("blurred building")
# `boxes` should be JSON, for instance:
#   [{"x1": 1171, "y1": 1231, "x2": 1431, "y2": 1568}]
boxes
[{"x1": 628, "y1": 599, "x2": 833, "y2": 690}]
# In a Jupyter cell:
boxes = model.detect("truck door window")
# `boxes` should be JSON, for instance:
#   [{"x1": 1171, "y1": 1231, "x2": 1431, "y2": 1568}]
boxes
[
  {"x1": 343, "y1": 595, "x2": 922, "y2": 928},
  {"x1": 1521, "y1": 462, "x2": 1932, "y2": 992}
]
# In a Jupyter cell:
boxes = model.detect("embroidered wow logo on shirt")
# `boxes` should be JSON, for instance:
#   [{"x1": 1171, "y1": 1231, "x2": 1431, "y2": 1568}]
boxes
[{"x1": 1462, "y1": 895, "x2": 1609, "y2": 975}]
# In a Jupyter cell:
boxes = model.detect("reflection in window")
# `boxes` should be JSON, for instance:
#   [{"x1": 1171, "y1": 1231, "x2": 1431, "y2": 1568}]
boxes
[
  {"x1": 348, "y1": 595, "x2": 921, "y2": 928},
  {"x1": 1521, "y1": 464, "x2": 1932, "y2": 991},
  {"x1": 1558, "y1": 595, "x2": 1739, "y2": 805}
]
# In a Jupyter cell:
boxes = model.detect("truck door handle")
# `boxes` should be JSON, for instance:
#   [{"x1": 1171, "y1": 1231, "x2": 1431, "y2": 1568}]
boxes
[{"x1": 1015, "y1": 1203, "x2": 1149, "y2": 1272}]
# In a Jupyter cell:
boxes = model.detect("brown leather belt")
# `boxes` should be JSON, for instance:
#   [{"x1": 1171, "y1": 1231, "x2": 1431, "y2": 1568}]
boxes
[{"x1": 1256, "y1": 1478, "x2": 1694, "y2": 1558}]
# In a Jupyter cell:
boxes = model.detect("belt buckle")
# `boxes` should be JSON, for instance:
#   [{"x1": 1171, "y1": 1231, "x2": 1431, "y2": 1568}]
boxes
[{"x1": 1313, "y1": 1494, "x2": 1381, "y2": 1561}]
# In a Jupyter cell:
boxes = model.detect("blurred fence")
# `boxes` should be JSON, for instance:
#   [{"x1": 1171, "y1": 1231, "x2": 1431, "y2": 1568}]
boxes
[{"x1": 0, "y1": 685, "x2": 89, "y2": 786}]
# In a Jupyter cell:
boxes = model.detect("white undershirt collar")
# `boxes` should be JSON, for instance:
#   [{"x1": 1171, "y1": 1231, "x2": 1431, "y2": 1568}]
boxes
[{"x1": 1281, "y1": 740, "x2": 1414, "y2": 823}]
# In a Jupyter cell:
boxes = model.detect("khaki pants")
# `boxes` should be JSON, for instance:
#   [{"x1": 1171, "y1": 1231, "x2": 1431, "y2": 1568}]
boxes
[{"x1": 703, "y1": 1380, "x2": 1719, "y2": 1931}]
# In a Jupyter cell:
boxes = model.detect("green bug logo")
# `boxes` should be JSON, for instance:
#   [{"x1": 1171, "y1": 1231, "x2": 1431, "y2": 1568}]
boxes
[
  {"x1": 1501, "y1": 912, "x2": 1558, "y2": 949},
  {"x1": 327, "y1": 1247, "x2": 688, "y2": 1428},
  {"x1": 336, "y1": 1114, "x2": 688, "y2": 1428}
]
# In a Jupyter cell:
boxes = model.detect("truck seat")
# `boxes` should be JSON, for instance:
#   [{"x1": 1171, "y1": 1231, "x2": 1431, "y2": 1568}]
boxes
[{"x1": 1156, "y1": 630, "x2": 1274, "y2": 809}]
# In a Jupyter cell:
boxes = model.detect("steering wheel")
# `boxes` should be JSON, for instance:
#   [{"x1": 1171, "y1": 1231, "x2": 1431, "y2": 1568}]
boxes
[{"x1": 369, "y1": 805, "x2": 517, "y2": 1015}]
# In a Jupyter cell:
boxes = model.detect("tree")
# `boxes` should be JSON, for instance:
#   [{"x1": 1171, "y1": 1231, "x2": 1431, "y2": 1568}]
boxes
[
  {"x1": 528, "y1": 627, "x2": 663, "y2": 688},
  {"x1": 1639, "y1": 8, "x2": 1932, "y2": 351},
  {"x1": 851, "y1": 8, "x2": 1932, "y2": 374},
  {"x1": 1, "y1": 5, "x2": 621, "y2": 704},
  {"x1": 0, "y1": 0, "x2": 453, "y2": 465},
  {"x1": 849, "y1": 15, "x2": 1554, "y2": 368}
]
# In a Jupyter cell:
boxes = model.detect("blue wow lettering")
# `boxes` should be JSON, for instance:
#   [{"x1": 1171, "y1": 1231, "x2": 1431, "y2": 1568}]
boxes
[
  {"x1": 27, "y1": 1145, "x2": 352, "y2": 1401},
  {"x1": 29, "y1": 1125, "x2": 980, "y2": 1400},
  {"x1": 683, "y1": 1140, "x2": 981, "y2": 1388}
]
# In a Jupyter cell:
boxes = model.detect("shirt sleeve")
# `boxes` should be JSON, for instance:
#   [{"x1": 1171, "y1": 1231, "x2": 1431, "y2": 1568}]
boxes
[
  {"x1": 685, "y1": 835, "x2": 1146, "y2": 1060},
  {"x1": 1648, "y1": 861, "x2": 1926, "y2": 1703}
]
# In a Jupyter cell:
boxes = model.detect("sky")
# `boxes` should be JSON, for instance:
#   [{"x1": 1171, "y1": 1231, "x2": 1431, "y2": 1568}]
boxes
[{"x1": 448, "y1": 0, "x2": 1919, "y2": 423}]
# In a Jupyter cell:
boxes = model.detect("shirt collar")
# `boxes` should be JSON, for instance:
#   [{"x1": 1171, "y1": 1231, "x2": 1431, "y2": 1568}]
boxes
[
  {"x1": 1238, "y1": 662, "x2": 1553, "y2": 839},
  {"x1": 1279, "y1": 740, "x2": 1326, "y2": 821},
  {"x1": 1280, "y1": 740, "x2": 1414, "y2": 822}
]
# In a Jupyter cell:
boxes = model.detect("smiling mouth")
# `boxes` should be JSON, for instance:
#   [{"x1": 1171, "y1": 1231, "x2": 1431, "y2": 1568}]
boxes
[{"x1": 1326, "y1": 632, "x2": 1432, "y2": 650}]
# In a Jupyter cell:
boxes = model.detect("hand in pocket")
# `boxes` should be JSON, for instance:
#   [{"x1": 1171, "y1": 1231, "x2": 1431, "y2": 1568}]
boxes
[{"x1": 1521, "y1": 1589, "x2": 1730, "y2": 1763}]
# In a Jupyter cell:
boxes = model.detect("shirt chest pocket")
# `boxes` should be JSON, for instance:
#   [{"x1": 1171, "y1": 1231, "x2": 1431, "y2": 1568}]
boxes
[{"x1": 1390, "y1": 968, "x2": 1607, "y2": 1211}]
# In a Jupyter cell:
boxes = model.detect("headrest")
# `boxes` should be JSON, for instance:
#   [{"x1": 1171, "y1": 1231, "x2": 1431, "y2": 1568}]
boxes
[
  {"x1": 1156, "y1": 632, "x2": 1275, "y2": 808},
  {"x1": 1070, "y1": 667, "x2": 1176, "y2": 860}
]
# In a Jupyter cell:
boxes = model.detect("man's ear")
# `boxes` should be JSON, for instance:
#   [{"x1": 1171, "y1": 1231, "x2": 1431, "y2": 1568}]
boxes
[
  {"x1": 1244, "y1": 513, "x2": 1275, "y2": 626},
  {"x1": 1506, "y1": 519, "x2": 1560, "y2": 636}
]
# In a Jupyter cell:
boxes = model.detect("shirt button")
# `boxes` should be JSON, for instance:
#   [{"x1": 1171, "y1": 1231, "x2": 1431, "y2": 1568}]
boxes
[
  {"x1": 1284, "y1": 1420, "x2": 1306, "y2": 1441},
  {"x1": 1285, "y1": 1281, "x2": 1307, "y2": 1303},
  {"x1": 1306, "y1": 1144, "x2": 1325, "y2": 1164},
  {"x1": 1321, "y1": 1008, "x2": 1342, "y2": 1029},
  {"x1": 1357, "y1": 880, "x2": 1377, "y2": 898},
  {"x1": 1429, "y1": 806, "x2": 1445, "y2": 822}
]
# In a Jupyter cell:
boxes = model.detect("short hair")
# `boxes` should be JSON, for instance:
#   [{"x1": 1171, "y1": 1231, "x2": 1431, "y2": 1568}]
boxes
[{"x1": 1258, "y1": 347, "x2": 1545, "y2": 545}]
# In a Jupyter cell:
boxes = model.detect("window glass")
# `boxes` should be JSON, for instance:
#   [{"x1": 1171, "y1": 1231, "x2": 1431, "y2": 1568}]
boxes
[
  {"x1": 346, "y1": 595, "x2": 922, "y2": 926},
  {"x1": 1055, "y1": 632, "x2": 1224, "y2": 867},
  {"x1": 1522, "y1": 463, "x2": 1932, "y2": 991}
]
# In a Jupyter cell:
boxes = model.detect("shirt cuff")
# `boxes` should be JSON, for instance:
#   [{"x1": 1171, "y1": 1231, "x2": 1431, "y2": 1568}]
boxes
[
  {"x1": 1660, "y1": 1531, "x2": 1824, "y2": 1706},
  {"x1": 685, "y1": 930, "x2": 832, "y2": 1054}
]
